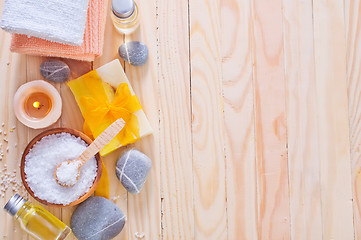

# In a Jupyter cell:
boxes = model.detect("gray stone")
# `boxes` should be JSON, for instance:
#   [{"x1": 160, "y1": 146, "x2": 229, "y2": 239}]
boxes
[
  {"x1": 118, "y1": 41, "x2": 148, "y2": 66},
  {"x1": 116, "y1": 149, "x2": 152, "y2": 194},
  {"x1": 70, "y1": 197, "x2": 125, "y2": 240},
  {"x1": 40, "y1": 60, "x2": 70, "y2": 83}
]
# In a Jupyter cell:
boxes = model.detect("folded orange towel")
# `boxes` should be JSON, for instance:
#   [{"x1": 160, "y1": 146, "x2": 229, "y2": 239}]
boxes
[{"x1": 10, "y1": 0, "x2": 107, "y2": 61}]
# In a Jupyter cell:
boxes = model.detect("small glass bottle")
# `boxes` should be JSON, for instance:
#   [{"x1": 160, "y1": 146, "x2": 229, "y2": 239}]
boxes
[
  {"x1": 111, "y1": 0, "x2": 140, "y2": 34},
  {"x1": 4, "y1": 194, "x2": 71, "y2": 240}
]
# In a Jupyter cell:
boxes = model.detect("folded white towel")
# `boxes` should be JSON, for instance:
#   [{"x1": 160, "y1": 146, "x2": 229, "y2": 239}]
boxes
[{"x1": 1, "y1": 0, "x2": 89, "y2": 46}]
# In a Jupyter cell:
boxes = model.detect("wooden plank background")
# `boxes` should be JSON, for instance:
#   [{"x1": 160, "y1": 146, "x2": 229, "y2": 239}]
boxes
[{"x1": 0, "y1": 0, "x2": 360, "y2": 239}]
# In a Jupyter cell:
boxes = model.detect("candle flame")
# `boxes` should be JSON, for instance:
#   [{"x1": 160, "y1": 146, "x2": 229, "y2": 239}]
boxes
[{"x1": 33, "y1": 101, "x2": 40, "y2": 109}]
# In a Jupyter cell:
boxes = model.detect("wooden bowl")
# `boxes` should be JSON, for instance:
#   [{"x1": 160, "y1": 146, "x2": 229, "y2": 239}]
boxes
[{"x1": 20, "y1": 128, "x2": 102, "y2": 207}]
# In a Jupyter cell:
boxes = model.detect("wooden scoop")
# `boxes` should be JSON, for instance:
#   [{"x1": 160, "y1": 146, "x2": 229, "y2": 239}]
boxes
[{"x1": 54, "y1": 118, "x2": 126, "y2": 187}]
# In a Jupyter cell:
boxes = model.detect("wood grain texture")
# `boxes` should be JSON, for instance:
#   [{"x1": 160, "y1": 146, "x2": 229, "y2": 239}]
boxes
[
  {"x1": 312, "y1": 0, "x2": 354, "y2": 239},
  {"x1": 2, "y1": 0, "x2": 361, "y2": 238},
  {"x1": 251, "y1": 0, "x2": 291, "y2": 238},
  {"x1": 156, "y1": 0, "x2": 194, "y2": 238},
  {"x1": 345, "y1": 0, "x2": 361, "y2": 238},
  {"x1": 189, "y1": 0, "x2": 227, "y2": 239},
  {"x1": 125, "y1": 0, "x2": 167, "y2": 239},
  {"x1": 124, "y1": 0, "x2": 162, "y2": 239},
  {"x1": 0, "y1": 27, "x2": 29, "y2": 240},
  {"x1": 282, "y1": 0, "x2": 323, "y2": 239},
  {"x1": 220, "y1": 0, "x2": 258, "y2": 239}
]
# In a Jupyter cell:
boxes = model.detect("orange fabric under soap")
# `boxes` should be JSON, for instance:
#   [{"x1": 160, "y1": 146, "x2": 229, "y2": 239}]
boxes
[{"x1": 10, "y1": 0, "x2": 107, "y2": 61}]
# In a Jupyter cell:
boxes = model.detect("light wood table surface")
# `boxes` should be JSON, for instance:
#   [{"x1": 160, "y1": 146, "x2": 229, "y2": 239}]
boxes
[{"x1": 0, "y1": 0, "x2": 361, "y2": 239}]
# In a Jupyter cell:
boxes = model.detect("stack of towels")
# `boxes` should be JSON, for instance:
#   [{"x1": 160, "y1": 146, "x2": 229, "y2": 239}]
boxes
[{"x1": 1, "y1": 0, "x2": 108, "y2": 61}]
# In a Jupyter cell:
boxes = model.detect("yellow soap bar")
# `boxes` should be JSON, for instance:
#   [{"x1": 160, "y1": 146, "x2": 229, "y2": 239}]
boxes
[
  {"x1": 67, "y1": 59, "x2": 152, "y2": 156},
  {"x1": 96, "y1": 59, "x2": 153, "y2": 138}
]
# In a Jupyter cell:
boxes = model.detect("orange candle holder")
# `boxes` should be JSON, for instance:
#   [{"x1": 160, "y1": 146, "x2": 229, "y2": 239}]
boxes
[{"x1": 14, "y1": 80, "x2": 62, "y2": 129}]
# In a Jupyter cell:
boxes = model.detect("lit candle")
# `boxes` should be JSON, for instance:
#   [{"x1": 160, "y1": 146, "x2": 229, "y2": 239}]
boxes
[
  {"x1": 14, "y1": 80, "x2": 62, "y2": 129},
  {"x1": 24, "y1": 92, "x2": 52, "y2": 119}
]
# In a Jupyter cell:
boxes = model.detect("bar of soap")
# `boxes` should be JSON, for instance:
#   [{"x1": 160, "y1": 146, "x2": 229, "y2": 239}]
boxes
[
  {"x1": 115, "y1": 149, "x2": 152, "y2": 194},
  {"x1": 71, "y1": 197, "x2": 125, "y2": 240},
  {"x1": 96, "y1": 59, "x2": 153, "y2": 137},
  {"x1": 67, "y1": 59, "x2": 152, "y2": 156}
]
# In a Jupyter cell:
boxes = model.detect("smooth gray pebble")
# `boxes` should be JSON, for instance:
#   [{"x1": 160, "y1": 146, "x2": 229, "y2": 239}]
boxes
[
  {"x1": 118, "y1": 41, "x2": 149, "y2": 66},
  {"x1": 70, "y1": 197, "x2": 125, "y2": 240},
  {"x1": 40, "y1": 60, "x2": 70, "y2": 83},
  {"x1": 116, "y1": 149, "x2": 152, "y2": 194}
]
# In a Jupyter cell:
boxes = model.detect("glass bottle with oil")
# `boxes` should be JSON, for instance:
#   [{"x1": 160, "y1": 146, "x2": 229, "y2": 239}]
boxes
[
  {"x1": 111, "y1": 0, "x2": 140, "y2": 34},
  {"x1": 4, "y1": 194, "x2": 71, "y2": 240}
]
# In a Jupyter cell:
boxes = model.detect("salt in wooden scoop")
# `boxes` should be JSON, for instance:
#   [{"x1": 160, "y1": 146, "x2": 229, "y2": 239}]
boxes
[{"x1": 54, "y1": 118, "x2": 126, "y2": 187}]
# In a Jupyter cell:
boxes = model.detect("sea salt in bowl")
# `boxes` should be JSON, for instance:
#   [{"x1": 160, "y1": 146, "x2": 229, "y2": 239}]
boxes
[{"x1": 20, "y1": 128, "x2": 102, "y2": 207}]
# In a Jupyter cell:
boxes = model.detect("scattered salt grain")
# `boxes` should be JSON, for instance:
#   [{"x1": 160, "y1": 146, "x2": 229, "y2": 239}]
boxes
[
  {"x1": 6, "y1": 147, "x2": 9, "y2": 152},
  {"x1": 1, "y1": 123, "x2": 4, "y2": 127},
  {"x1": 111, "y1": 195, "x2": 121, "y2": 201},
  {"x1": 3, "y1": 132, "x2": 6, "y2": 136},
  {"x1": 56, "y1": 161, "x2": 80, "y2": 186},
  {"x1": 24, "y1": 132, "x2": 97, "y2": 205},
  {"x1": 14, "y1": 143, "x2": 17, "y2": 148},
  {"x1": 135, "y1": 232, "x2": 145, "y2": 239}
]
